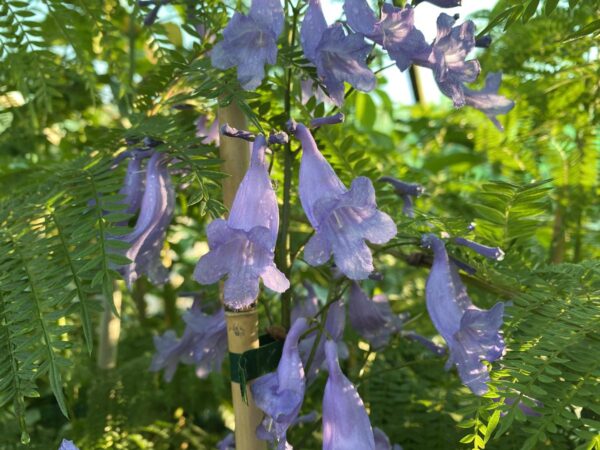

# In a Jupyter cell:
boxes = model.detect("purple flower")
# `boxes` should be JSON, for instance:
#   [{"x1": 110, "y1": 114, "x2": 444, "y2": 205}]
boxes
[
  {"x1": 150, "y1": 301, "x2": 227, "y2": 381},
  {"x1": 216, "y1": 433, "x2": 235, "y2": 450},
  {"x1": 256, "y1": 410, "x2": 319, "y2": 445},
  {"x1": 343, "y1": 2, "x2": 430, "y2": 72},
  {"x1": 323, "y1": 340, "x2": 375, "y2": 450},
  {"x1": 463, "y1": 72, "x2": 515, "y2": 130},
  {"x1": 402, "y1": 331, "x2": 447, "y2": 356},
  {"x1": 294, "y1": 123, "x2": 397, "y2": 279},
  {"x1": 115, "y1": 151, "x2": 147, "y2": 224},
  {"x1": 59, "y1": 440, "x2": 79, "y2": 450},
  {"x1": 429, "y1": 14, "x2": 481, "y2": 107},
  {"x1": 301, "y1": 78, "x2": 332, "y2": 105},
  {"x1": 422, "y1": 233, "x2": 505, "y2": 395},
  {"x1": 211, "y1": 0, "x2": 283, "y2": 90},
  {"x1": 252, "y1": 318, "x2": 309, "y2": 449},
  {"x1": 380, "y1": 176, "x2": 424, "y2": 217},
  {"x1": 301, "y1": 0, "x2": 375, "y2": 106},
  {"x1": 291, "y1": 283, "x2": 319, "y2": 325},
  {"x1": 196, "y1": 116, "x2": 220, "y2": 145},
  {"x1": 194, "y1": 135, "x2": 289, "y2": 309},
  {"x1": 374, "y1": 427, "x2": 403, "y2": 450},
  {"x1": 348, "y1": 282, "x2": 404, "y2": 349},
  {"x1": 454, "y1": 236, "x2": 505, "y2": 261},
  {"x1": 118, "y1": 152, "x2": 174, "y2": 288}
]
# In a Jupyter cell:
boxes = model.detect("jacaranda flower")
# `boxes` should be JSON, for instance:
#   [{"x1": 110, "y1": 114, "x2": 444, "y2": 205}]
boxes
[
  {"x1": 301, "y1": 78, "x2": 331, "y2": 105},
  {"x1": 217, "y1": 433, "x2": 235, "y2": 450},
  {"x1": 415, "y1": 0, "x2": 461, "y2": 7},
  {"x1": 301, "y1": 0, "x2": 375, "y2": 106},
  {"x1": 374, "y1": 427, "x2": 403, "y2": 450},
  {"x1": 291, "y1": 283, "x2": 319, "y2": 325},
  {"x1": 422, "y1": 233, "x2": 505, "y2": 395},
  {"x1": 252, "y1": 318, "x2": 309, "y2": 449},
  {"x1": 118, "y1": 152, "x2": 174, "y2": 288},
  {"x1": 463, "y1": 72, "x2": 515, "y2": 131},
  {"x1": 380, "y1": 176, "x2": 425, "y2": 217},
  {"x1": 294, "y1": 123, "x2": 397, "y2": 279},
  {"x1": 59, "y1": 440, "x2": 79, "y2": 450},
  {"x1": 454, "y1": 236, "x2": 505, "y2": 261},
  {"x1": 119, "y1": 152, "x2": 146, "y2": 217},
  {"x1": 211, "y1": 0, "x2": 283, "y2": 90},
  {"x1": 323, "y1": 340, "x2": 375, "y2": 450},
  {"x1": 194, "y1": 135, "x2": 289, "y2": 309},
  {"x1": 196, "y1": 115, "x2": 220, "y2": 145},
  {"x1": 348, "y1": 281, "x2": 404, "y2": 349},
  {"x1": 150, "y1": 300, "x2": 227, "y2": 381},
  {"x1": 256, "y1": 411, "x2": 319, "y2": 445}
]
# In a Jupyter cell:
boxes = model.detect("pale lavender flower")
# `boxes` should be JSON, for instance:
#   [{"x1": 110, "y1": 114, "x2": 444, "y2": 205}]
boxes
[
  {"x1": 256, "y1": 411, "x2": 319, "y2": 445},
  {"x1": 194, "y1": 135, "x2": 289, "y2": 309},
  {"x1": 348, "y1": 282, "x2": 404, "y2": 349},
  {"x1": 59, "y1": 440, "x2": 79, "y2": 450},
  {"x1": 217, "y1": 433, "x2": 235, "y2": 450},
  {"x1": 301, "y1": 0, "x2": 375, "y2": 106},
  {"x1": 310, "y1": 112, "x2": 345, "y2": 128},
  {"x1": 301, "y1": 78, "x2": 331, "y2": 105},
  {"x1": 150, "y1": 301, "x2": 227, "y2": 381},
  {"x1": 422, "y1": 233, "x2": 505, "y2": 395},
  {"x1": 196, "y1": 116, "x2": 220, "y2": 145},
  {"x1": 380, "y1": 176, "x2": 424, "y2": 217},
  {"x1": 402, "y1": 331, "x2": 447, "y2": 356},
  {"x1": 294, "y1": 123, "x2": 397, "y2": 279},
  {"x1": 430, "y1": 14, "x2": 481, "y2": 107},
  {"x1": 252, "y1": 318, "x2": 309, "y2": 449},
  {"x1": 118, "y1": 152, "x2": 146, "y2": 216},
  {"x1": 323, "y1": 340, "x2": 375, "y2": 450},
  {"x1": 374, "y1": 427, "x2": 403, "y2": 450},
  {"x1": 211, "y1": 0, "x2": 283, "y2": 90},
  {"x1": 118, "y1": 152, "x2": 174, "y2": 288},
  {"x1": 454, "y1": 236, "x2": 505, "y2": 261},
  {"x1": 463, "y1": 72, "x2": 515, "y2": 130},
  {"x1": 291, "y1": 283, "x2": 319, "y2": 325}
]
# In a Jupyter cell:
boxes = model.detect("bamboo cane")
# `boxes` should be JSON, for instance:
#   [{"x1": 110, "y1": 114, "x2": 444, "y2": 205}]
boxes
[{"x1": 217, "y1": 103, "x2": 266, "y2": 450}]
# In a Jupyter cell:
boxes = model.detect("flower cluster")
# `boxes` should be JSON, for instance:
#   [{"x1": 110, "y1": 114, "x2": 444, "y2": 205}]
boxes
[
  {"x1": 150, "y1": 298, "x2": 227, "y2": 382},
  {"x1": 343, "y1": 0, "x2": 514, "y2": 128}
]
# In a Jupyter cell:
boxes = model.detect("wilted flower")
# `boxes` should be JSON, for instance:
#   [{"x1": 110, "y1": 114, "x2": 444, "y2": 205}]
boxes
[
  {"x1": 422, "y1": 233, "x2": 505, "y2": 395},
  {"x1": 294, "y1": 123, "x2": 397, "y2": 279},
  {"x1": 196, "y1": 116, "x2": 220, "y2": 145},
  {"x1": 463, "y1": 72, "x2": 515, "y2": 130},
  {"x1": 194, "y1": 135, "x2": 289, "y2": 309},
  {"x1": 301, "y1": 0, "x2": 375, "y2": 106},
  {"x1": 323, "y1": 340, "x2": 375, "y2": 450},
  {"x1": 59, "y1": 440, "x2": 79, "y2": 450},
  {"x1": 454, "y1": 236, "x2": 505, "y2": 261},
  {"x1": 348, "y1": 281, "x2": 404, "y2": 349},
  {"x1": 150, "y1": 301, "x2": 227, "y2": 381},
  {"x1": 117, "y1": 152, "x2": 174, "y2": 288},
  {"x1": 252, "y1": 318, "x2": 309, "y2": 449},
  {"x1": 380, "y1": 176, "x2": 424, "y2": 217},
  {"x1": 374, "y1": 427, "x2": 403, "y2": 450},
  {"x1": 211, "y1": 0, "x2": 284, "y2": 90}
]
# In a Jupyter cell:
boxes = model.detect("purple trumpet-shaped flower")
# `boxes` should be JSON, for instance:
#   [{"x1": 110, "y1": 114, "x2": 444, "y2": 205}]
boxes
[
  {"x1": 343, "y1": 1, "x2": 430, "y2": 72},
  {"x1": 323, "y1": 340, "x2": 375, "y2": 450},
  {"x1": 150, "y1": 301, "x2": 227, "y2": 381},
  {"x1": 117, "y1": 152, "x2": 174, "y2": 288},
  {"x1": 196, "y1": 116, "x2": 220, "y2": 145},
  {"x1": 118, "y1": 152, "x2": 146, "y2": 217},
  {"x1": 294, "y1": 123, "x2": 397, "y2": 279},
  {"x1": 301, "y1": 0, "x2": 375, "y2": 106},
  {"x1": 251, "y1": 318, "x2": 309, "y2": 449},
  {"x1": 374, "y1": 427, "x2": 403, "y2": 450},
  {"x1": 402, "y1": 331, "x2": 447, "y2": 356},
  {"x1": 301, "y1": 78, "x2": 332, "y2": 105},
  {"x1": 194, "y1": 135, "x2": 289, "y2": 309},
  {"x1": 429, "y1": 14, "x2": 481, "y2": 107},
  {"x1": 310, "y1": 113, "x2": 345, "y2": 128},
  {"x1": 348, "y1": 282, "x2": 404, "y2": 349},
  {"x1": 415, "y1": 0, "x2": 461, "y2": 7},
  {"x1": 454, "y1": 236, "x2": 505, "y2": 261},
  {"x1": 380, "y1": 176, "x2": 424, "y2": 218},
  {"x1": 59, "y1": 440, "x2": 79, "y2": 450},
  {"x1": 463, "y1": 72, "x2": 515, "y2": 131},
  {"x1": 291, "y1": 283, "x2": 319, "y2": 325},
  {"x1": 422, "y1": 233, "x2": 505, "y2": 395},
  {"x1": 211, "y1": 0, "x2": 283, "y2": 90}
]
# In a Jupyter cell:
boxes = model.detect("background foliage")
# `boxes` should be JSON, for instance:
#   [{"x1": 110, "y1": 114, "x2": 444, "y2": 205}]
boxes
[{"x1": 0, "y1": 0, "x2": 598, "y2": 449}]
